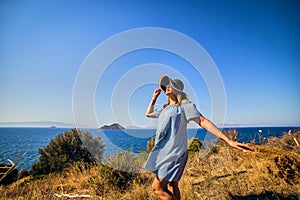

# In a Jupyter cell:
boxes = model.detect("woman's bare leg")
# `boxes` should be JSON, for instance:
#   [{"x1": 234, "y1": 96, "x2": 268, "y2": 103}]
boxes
[
  {"x1": 152, "y1": 176, "x2": 175, "y2": 200},
  {"x1": 168, "y1": 181, "x2": 180, "y2": 200}
]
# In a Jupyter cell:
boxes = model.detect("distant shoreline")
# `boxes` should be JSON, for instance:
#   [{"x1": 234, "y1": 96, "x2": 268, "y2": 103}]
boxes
[
  {"x1": 0, "y1": 125, "x2": 299, "y2": 129},
  {"x1": 1, "y1": 127, "x2": 299, "y2": 170},
  {"x1": 1, "y1": 120, "x2": 300, "y2": 129}
]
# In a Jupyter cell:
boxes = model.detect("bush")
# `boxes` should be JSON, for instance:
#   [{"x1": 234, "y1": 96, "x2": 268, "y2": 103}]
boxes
[
  {"x1": 99, "y1": 150, "x2": 147, "y2": 190},
  {"x1": 146, "y1": 136, "x2": 155, "y2": 154},
  {"x1": 30, "y1": 129, "x2": 104, "y2": 177},
  {"x1": 188, "y1": 137, "x2": 203, "y2": 154}
]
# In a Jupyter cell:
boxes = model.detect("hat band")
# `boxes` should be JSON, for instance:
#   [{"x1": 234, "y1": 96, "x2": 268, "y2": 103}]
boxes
[{"x1": 170, "y1": 81, "x2": 183, "y2": 92}]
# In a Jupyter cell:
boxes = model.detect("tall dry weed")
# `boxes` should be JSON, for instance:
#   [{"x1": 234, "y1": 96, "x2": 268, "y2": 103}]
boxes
[{"x1": 267, "y1": 129, "x2": 300, "y2": 154}]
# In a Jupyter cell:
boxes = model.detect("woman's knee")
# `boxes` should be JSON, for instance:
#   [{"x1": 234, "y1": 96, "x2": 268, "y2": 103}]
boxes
[
  {"x1": 152, "y1": 180, "x2": 162, "y2": 194},
  {"x1": 169, "y1": 181, "x2": 178, "y2": 188},
  {"x1": 152, "y1": 177, "x2": 168, "y2": 195}
]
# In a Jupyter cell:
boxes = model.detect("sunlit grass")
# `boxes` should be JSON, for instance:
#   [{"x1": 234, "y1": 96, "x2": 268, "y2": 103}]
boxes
[{"x1": 1, "y1": 130, "x2": 299, "y2": 199}]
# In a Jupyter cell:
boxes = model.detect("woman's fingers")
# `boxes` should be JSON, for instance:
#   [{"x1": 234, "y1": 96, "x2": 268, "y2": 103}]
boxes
[
  {"x1": 238, "y1": 143, "x2": 254, "y2": 151},
  {"x1": 154, "y1": 88, "x2": 161, "y2": 96},
  {"x1": 231, "y1": 141, "x2": 254, "y2": 152}
]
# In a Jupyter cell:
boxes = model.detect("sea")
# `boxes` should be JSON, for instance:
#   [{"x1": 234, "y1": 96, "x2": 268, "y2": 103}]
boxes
[{"x1": 0, "y1": 126, "x2": 299, "y2": 170}]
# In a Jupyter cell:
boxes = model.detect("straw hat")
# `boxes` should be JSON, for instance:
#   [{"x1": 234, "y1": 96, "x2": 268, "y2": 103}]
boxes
[{"x1": 158, "y1": 74, "x2": 184, "y2": 94}]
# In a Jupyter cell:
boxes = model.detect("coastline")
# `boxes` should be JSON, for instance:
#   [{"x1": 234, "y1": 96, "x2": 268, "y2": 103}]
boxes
[
  {"x1": 1, "y1": 129, "x2": 299, "y2": 199},
  {"x1": 0, "y1": 126, "x2": 299, "y2": 171}
]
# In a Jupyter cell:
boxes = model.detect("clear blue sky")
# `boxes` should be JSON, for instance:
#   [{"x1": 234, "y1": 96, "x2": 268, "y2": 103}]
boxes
[{"x1": 1, "y1": 0, "x2": 299, "y2": 128}]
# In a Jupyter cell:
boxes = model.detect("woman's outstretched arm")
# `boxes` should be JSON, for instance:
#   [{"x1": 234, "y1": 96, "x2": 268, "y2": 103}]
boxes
[
  {"x1": 145, "y1": 88, "x2": 161, "y2": 118},
  {"x1": 197, "y1": 116, "x2": 254, "y2": 152}
]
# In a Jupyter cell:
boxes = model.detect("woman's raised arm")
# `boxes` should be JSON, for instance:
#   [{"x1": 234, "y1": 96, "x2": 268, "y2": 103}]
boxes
[
  {"x1": 197, "y1": 116, "x2": 254, "y2": 152},
  {"x1": 145, "y1": 88, "x2": 161, "y2": 118}
]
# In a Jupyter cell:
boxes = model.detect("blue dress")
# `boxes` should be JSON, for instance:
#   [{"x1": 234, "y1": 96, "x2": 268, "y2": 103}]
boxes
[{"x1": 144, "y1": 101, "x2": 202, "y2": 181}]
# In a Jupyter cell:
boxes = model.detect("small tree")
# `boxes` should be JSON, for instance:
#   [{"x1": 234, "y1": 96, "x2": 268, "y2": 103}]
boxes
[
  {"x1": 146, "y1": 136, "x2": 155, "y2": 154},
  {"x1": 188, "y1": 137, "x2": 203, "y2": 154},
  {"x1": 30, "y1": 129, "x2": 104, "y2": 177}
]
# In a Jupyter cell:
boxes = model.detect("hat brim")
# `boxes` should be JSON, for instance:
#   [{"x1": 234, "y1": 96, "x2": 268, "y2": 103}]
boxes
[{"x1": 158, "y1": 74, "x2": 170, "y2": 93}]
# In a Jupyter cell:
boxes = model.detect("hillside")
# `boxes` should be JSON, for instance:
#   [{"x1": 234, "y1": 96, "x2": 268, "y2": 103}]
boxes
[
  {"x1": 99, "y1": 123, "x2": 125, "y2": 130},
  {"x1": 1, "y1": 131, "x2": 299, "y2": 199},
  {"x1": 0, "y1": 121, "x2": 75, "y2": 128}
]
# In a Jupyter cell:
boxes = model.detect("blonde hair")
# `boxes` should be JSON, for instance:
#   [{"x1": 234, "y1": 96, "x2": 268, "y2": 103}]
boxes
[{"x1": 163, "y1": 92, "x2": 188, "y2": 108}]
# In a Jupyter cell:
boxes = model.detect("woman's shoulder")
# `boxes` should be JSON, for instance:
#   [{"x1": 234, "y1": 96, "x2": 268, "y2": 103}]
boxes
[
  {"x1": 180, "y1": 100, "x2": 202, "y2": 120},
  {"x1": 181, "y1": 101, "x2": 198, "y2": 110},
  {"x1": 181, "y1": 100, "x2": 193, "y2": 105}
]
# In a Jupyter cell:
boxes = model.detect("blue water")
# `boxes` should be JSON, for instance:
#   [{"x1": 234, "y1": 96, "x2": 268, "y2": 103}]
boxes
[{"x1": 0, "y1": 126, "x2": 298, "y2": 170}]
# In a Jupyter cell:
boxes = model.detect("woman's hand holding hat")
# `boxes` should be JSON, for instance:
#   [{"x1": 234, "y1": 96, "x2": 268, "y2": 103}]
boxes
[{"x1": 152, "y1": 88, "x2": 161, "y2": 100}]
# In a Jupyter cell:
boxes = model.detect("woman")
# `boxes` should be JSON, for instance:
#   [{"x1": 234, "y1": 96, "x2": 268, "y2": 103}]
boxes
[{"x1": 145, "y1": 74, "x2": 253, "y2": 200}]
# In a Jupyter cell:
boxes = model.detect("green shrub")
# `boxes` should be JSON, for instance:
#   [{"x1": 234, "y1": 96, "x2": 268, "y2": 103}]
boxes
[
  {"x1": 99, "y1": 150, "x2": 147, "y2": 190},
  {"x1": 146, "y1": 136, "x2": 155, "y2": 154},
  {"x1": 30, "y1": 129, "x2": 104, "y2": 177},
  {"x1": 188, "y1": 137, "x2": 203, "y2": 155},
  {"x1": 99, "y1": 164, "x2": 132, "y2": 190}
]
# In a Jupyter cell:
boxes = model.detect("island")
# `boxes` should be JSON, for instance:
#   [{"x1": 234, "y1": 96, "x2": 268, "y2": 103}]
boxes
[{"x1": 99, "y1": 123, "x2": 125, "y2": 130}]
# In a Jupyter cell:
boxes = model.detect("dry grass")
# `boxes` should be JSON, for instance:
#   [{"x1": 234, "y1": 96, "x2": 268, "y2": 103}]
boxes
[
  {"x1": 186, "y1": 145, "x2": 299, "y2": 199},
  {"x1": 1, "y1": 131, "x2": 300, "y2": 200},
  {"x1": 266, "y1": 129, "x2": 300, "y2": 154}
]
